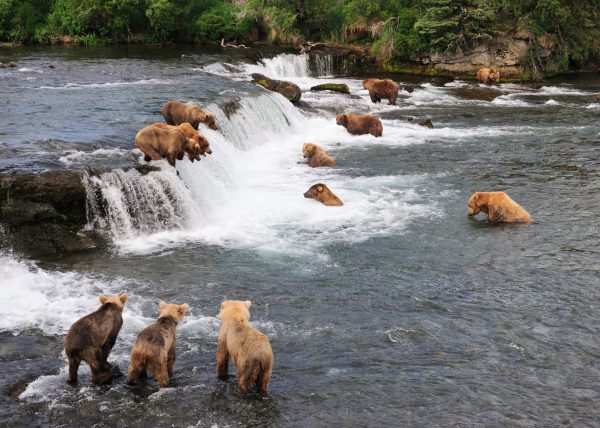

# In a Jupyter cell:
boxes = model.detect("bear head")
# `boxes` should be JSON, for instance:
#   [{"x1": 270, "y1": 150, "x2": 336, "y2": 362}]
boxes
[
  {"x1": 201, "y1": 111, "x2": 218, "y2": 130},
  {"x1": 219, "y1": 300, "x2": 251, "y2": 323},
  {"x1": 302, "y1": 143, "x2": 317, "y2": 158},
  {"x1": 159, "y1": 301, "x2": 189, "y2": 321},
  {"x1": 303, "y1": 183, "x2": 344, "y2": 206},
  {"x1": 489, "y1": 68, "x2": 500, "y2": 83},
  {"x1": 467, "y1": 192, "x2": 490, "y2": 215},
  {"x1": 99, "y1": 293, "x2": 128, "y2": 310},
  {"x1": 336, "y1": 114, "x2": 347, "y2": 127}
]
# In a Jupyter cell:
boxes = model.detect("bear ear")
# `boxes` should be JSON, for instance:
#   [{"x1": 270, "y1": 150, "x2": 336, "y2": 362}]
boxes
[
  {"x1": 159, "y1": 300, "x2": 166, "y2": 309},
  {"x1": 179, "y1": 303, "x2": 189, "y2": 313},
  {"x1": 244, "y1": 300, "x2": 251, "y2": 309},
  {"x1": 119, "y1": 293, "x2": 128, "y2": 304},
  {"x1": 220, "y1": 301, "x2": 227, "y2": 310},
  {"x1": 99, "y1": 295, "x2": 108, "y2": 304},
  {"x1": 317, "y1": 186, "x2": 323, "y2": 193}
]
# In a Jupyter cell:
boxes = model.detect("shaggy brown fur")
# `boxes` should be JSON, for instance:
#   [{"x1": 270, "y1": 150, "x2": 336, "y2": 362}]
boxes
[
  {"x1": 477, "y1": 68, "x2": 500, "y2": 85},
  {"x1": 151, "y1": 122, "x2": 212, "y2": 162},
  {"x1": 302, "y1": 143, "x2": 335, "y2": 167},
  {"x1": 336, "y1": 114, "x2": 383, "y2": 137},
  {"x1": 162, "y1": 100, "x2": 218, "y2": 130},
  {"x1": 127, "y1": 301, "x2": 189, "y2": 388},
  {"x1": 135, "y1": 125, "x2": 201, "y2": 167},
  {"x1": 64, "y1": 294, "x2": 128, "y2": 385},
  {"x1": 217, "y1": 300, "x2": 274, "y2": 394},
  {"x1": 468, "y1": 191, "x2": 532, "y2": 223},
  {"x1": 303, "y1": 183, "x2": 343, "y2": 206},
  {"x1": 362, "y1": 78, "x2": 399, "y2": 105}
]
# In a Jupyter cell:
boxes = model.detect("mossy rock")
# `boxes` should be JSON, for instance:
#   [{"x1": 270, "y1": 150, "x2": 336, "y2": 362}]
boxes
[
  {"x1": 310, "y1": 83, "x2": 350, "y2": 94},
  {"x1": 251, "y1": 73, "x2": 302, "y2": 103}
]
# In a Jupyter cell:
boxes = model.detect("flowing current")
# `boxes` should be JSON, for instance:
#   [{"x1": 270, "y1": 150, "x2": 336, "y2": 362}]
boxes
[{"x1": 0, "y1": 46, "x2": 599, "y2": 427}]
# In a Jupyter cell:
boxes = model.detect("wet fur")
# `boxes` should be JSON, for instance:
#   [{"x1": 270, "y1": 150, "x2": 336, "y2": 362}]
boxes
[
  {"x1": 135, "y1": 125, "x2": 200, "y2": 167},
  {"x1": 303, "y1": 183, "x2": 343, "y2": 206},
  {"x1": 468, "y1": 191, "x2": 532, "y2": 223},
  {"x1": 127, "y1": 302, "x2": 188, "y2": 388},
  {"x1": 303, "y1": 143, "x2": 335, "y2": 167},
  {"x1": 216, "y1": 300, "x2": 273, "y2": 394},
  {"x1": 162, "y1": 100, "x2": 218, "y2": 130},
  {"x1": 64, "y1": 294, "x2": 127, "y2": 385},
  {"x1": 336, "y1": 114, "x2": 383, "y2": 137},
  {"x1": 362, "y1": 78, "x2": 399, "y2": 105},
  {"x1": 151, "y1": 122, "x2": 212, "y2": 162},
  {"x1": 477, "y1": 68, "x2": 500, "y2": 85}
]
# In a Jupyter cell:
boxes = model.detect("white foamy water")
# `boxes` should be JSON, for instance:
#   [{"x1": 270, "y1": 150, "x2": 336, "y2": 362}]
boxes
[{"x1": 39, "y1": 79, "x2": 174, "y2": 90}]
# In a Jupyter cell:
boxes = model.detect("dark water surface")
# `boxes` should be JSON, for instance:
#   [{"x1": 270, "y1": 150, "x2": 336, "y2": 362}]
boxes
[{"x1": 0, "y1": 46, "x2": 599, "y2": 427}]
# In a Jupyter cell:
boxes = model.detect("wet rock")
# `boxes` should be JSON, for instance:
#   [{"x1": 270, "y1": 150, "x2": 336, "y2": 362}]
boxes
[
  {"x1": 8, "y1": 62, "x2": 17, "y2": 68},
  {"x1": 2, "y1": 377, "x2": 36, "y2": 398},
  {"x1": 219, "y1": 98, "x2": 242, "y2": 119},
  {"x1": 45, "y1": 64, "x2": 56, "y2": 69},
  {"x1": 452, "y1": 87, "x2": 503, "y2": 102},
  {"x1": 0, "y1": 63, "x2": 5, "y2": 69},
  {"x1": 0, "y1": 170, "x2": 103, "y2": 257},
  {"x1": 251, "y1": 73, "x2": 302, "y2": 102},
  {"x1": 418, "y1": 119, "x2": 434, "y2": 129},
  {"x1": 310, "y1": 83, "x2": 350, "y2": 94}
]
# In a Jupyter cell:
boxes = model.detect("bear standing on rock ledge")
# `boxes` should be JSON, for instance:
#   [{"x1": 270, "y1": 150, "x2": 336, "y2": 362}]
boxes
[
  {"x1": 135, "y1": 125, "x2": 203, "y2": 167},
  {"x1": 162, "y1": 100, "x2": 218, "y2": 130}
]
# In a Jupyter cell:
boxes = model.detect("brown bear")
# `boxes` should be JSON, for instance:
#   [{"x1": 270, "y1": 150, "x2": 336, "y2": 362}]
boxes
[
  {"x1": 336, "y1": 113, "x2": 383, "y2": 137},
  {"x1": 363, "y1": 78, "x2": 399, "y2": 105},
  {"x1": 477, "y1": 68, "x2": 500, "y2": 85},
  {"x1": 64, "y1": 293, "x2": 128, "y2": 385},
  {"x1": 303, "y1": 183, "x2": 344, "y2": 206},
  {"x1": 467, "y1": 191, "x2": 532, "y2": 223},
  {"x1": 135, "y1": 125, "x2": 202, "y2": 167},
  {"x1": 127, "y1": 301, "x2": 189, "y2": 388},
  {"x1": 151, "y1": 122, "x2": 212, "y2": 162},
  {"x1": 217, "y1": 300, "x2": 273, "y2": 394},
  {"x1": 162, "y1": 100, "x2": 218, "y2": 130},
  {"x1": 595, "y1": 93, "x2": 600, "y2": 102},
  {"x1": 302, "y1": 143, "x2": 335, "y2": 167}
]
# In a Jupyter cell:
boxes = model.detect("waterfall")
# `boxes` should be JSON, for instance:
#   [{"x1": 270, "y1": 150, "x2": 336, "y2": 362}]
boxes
[
  {"x1": 245, "y1": 52, "x2": 334, "y2": 79},
  {"x1": 83, "y1": 92, "x2": 305, "y2": 244}
]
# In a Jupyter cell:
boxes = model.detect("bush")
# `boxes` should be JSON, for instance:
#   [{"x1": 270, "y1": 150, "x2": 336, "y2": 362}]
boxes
[{"x1": 195, "y1": 3, "x2": 251, "y2": 43}]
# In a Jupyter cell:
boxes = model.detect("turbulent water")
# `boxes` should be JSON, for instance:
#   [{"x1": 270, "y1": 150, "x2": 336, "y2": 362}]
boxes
[{"x1": 1, "y1": 46, "x2": 599, "y2": 427}]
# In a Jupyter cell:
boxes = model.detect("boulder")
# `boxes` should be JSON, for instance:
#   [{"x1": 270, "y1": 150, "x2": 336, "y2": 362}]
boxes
[
  {"x1": 310, "y1": 83, "x2": 350, "y2": 94},
  {"x1": 251, "y1": 73, "x2": 302, "y2": 102},
  {"x1": 418, "y1": 119, "x2": 434, "y2": 129},
  {"x1": 0, "y1": 170, "x2": 102, "y2": 256}
]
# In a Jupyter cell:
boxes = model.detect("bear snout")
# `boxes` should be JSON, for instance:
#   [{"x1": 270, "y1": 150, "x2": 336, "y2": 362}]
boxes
[{"x1": 303, "y1": 191, "x2": 311, "y2": 198}]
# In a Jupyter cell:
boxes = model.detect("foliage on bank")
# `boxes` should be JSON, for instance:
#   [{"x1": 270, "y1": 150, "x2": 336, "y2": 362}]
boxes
[{"x1": 1, "y1": 0, "x2": 599, "y2": 75}]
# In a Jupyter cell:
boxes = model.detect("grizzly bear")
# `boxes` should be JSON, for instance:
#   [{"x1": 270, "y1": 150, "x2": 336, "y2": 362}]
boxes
[
  {"x1": 217, "y1": 300, "x2": 273, "y2": 394},
  {"x1": 303, "y1": 183, "x2": 344, "y2": 206},
  {"x1": 362, "y1": 78, "x2": 399, "y2": 105},
  {"x1": 336, "y1": 113, "x2": 383, "y2": 137},
  {"x1": 64, "y1": 293, "x2": 128, "y2": 385},
  {"x1": 467, "y1": 191, "x2": 532, "y2": 223},
  {"x1": 302, "y1": 143, "x2": 335, "y2": 167},
  {"x1": 162, "y1": 100, "x2": 218, "y2": 130},
  {"x1": 135, "y1": 125, "x2": 202, "y2": 167},
  {"x1": 477, "y1": 68, "x2": 500, "y2": 85},
  {"x1": 127, "y1": 301, "x2": 189, "y2": 388},
  {"x1": 151, "y1": 122, "x2": 212, "y2": 162},
  {"x1": 595, "y1": 93, "x2": 600, "y2": 102}
]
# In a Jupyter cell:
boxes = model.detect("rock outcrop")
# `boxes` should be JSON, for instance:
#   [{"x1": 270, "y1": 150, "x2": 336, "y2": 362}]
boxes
[
  {"x1": 251, "y1": 73, "x2": 302, "y2": 102},
  {"x1": 310, "y1": 83, "x2": 350, "y2": 94}
]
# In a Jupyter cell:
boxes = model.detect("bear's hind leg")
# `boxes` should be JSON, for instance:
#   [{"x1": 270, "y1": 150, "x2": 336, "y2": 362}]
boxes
[
  {"x1": 154, "y1": 354, "x2": 170, "y2": 388},
  {"x1": 257, "y1": 366, "x2": 272, "y2": 394},
  {"x1": 216, "y1": 339, "x2": 229, "y2": 380},
  {"x1": 67, "y1": 356, "x2": 81, "y2": 384},
  {"x1": 127, "y1": 353, "x2": 145, "y2": 385},
  {"x1": 89, "y1": 349, "x2": 112, "y2": 385}
]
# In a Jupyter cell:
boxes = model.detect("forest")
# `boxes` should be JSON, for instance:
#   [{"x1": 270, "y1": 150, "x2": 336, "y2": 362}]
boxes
[{"x1": 1, "y1": 0, "x2": 599, "y2": 73}]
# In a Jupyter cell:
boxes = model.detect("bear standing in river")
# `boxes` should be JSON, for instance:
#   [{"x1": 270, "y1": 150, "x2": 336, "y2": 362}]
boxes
[
  {"x1": 127, "y1": 301, "x2": 189, "y2": 389},
  {"x1": 477, "y1": 68, "x2": 500, "y2": 85},
  {"x1": 336, "y1": 113, "x2": 383, "y2": 137},
  {"x1": 217, "y1": 300, "x2": 274, "y2": 394},
  {"x1": 468, "y1": 191, "x2": 532, "y2": 223},
  {"x1": 303, "y1": 143, "x2": 335, "y2": 167},
  {"x1": 64, "y1": 293, "x2": 128, "y2": 385},
  {"x1": 363, "y1": 78, "x2": 399, "y2": 105},
  {"x1": 135, "y1": 125, "x2": 202, "y2": 167},
  {"x1": 151, "y1": 122, "x2": 212, "y2": 162},
  {"x1": 162, "y1": 100, "x2": 218, "y2": 130}
]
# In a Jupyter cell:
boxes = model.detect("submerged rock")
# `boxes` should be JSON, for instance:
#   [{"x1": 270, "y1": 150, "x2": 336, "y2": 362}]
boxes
[
  {"x1": 0, "y1": 170, "x2": 102, "y2": 256},
  {"x1": 418, "y1": 119, "x2": 434, "y2": 129},
  {"x1": 310, "y1": 83, "x2": 350, "y2": 94},
  {"x1": 251, "y1": 73, "x2": 302, "y2": 102}
]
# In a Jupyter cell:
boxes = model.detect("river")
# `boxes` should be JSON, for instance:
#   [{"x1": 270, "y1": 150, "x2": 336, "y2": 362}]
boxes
[{"x1": 0, "y1": 45, "x2": 599, "y2": 427}]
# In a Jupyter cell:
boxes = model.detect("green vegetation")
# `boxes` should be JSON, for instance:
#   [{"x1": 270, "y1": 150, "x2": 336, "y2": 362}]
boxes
[{"x1": 1, "y1": 0, "x2": 599, "y2": 75}]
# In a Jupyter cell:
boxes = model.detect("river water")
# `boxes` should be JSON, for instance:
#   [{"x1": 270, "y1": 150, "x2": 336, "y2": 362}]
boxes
[{"x1": 0, "y1": 46, "x2": 599, "y2": 427}]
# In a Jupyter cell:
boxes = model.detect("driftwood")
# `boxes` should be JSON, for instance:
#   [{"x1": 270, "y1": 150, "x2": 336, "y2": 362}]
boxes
[
  {"x1": 221, "y1": 38, "x2": 247, "y2": 49},
  {"x1": 299, "y1": 41, "x2": 326, "y2": 54}
]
